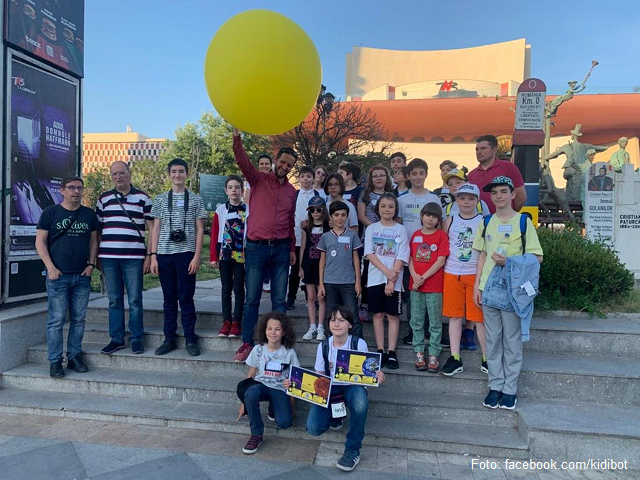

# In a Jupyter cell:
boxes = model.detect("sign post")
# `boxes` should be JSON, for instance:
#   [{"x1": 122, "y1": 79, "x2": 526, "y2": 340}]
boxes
[{"x1": 512, "y1": 78, "x2": 546, "y2": 225}]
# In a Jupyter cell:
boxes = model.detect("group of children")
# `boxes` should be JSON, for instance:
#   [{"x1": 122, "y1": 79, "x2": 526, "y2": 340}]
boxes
[{"x1": 214, "y1": 154, "x2": 542, "y2": 472}]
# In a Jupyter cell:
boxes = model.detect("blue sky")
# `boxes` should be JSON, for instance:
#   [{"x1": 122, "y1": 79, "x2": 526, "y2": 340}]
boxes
[{"x1": 84, "y1": 0, "x2": 638, "y2": 139}]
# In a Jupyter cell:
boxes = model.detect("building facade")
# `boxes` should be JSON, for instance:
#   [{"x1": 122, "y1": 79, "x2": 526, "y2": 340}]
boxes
[{"x1": 82, "y1": 127, "x2": 167, "y2": 174}]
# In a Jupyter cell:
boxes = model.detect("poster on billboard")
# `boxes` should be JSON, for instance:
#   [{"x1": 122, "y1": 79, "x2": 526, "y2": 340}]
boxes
[
  {"x1": 584, "y1": 162, "x2": 615, "y2": 246},
  {"x1": 8, "y1": 58, "x2": 78, "y2": 255},
  {"x1": 5, "y1": 0, "x2": 85, "y2": 77}
]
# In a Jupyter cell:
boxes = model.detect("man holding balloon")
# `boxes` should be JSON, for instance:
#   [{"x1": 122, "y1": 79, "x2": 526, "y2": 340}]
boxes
[{"x1": 231, "y1": 127, "x2": 298, "y2": 362}]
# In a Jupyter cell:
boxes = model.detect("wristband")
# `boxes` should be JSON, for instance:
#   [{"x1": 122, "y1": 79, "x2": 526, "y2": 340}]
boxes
[
  {"x1": 150, "y1": 253, "x2": 157, "y2": 256},
  {"x1": 87, "y1": 263, "x2": 96, "y2": 268}
]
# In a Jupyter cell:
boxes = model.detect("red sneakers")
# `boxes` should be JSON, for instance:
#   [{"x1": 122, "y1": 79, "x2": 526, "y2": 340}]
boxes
[
  {"x1": 218, "y1": 321, "x2": 232, "y2": 337},
  {"x1": 242, "y1": 435, "x2": 263, "y2": 454},
  {"x1": 229, "y1": 321, "x2": 241, "y2": 338},
  {"x1": 233, "y1": 342, "x2": 253, "y2": 363}
]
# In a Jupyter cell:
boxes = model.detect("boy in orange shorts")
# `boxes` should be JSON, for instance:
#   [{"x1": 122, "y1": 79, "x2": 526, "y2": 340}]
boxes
[{"x1": 440, "y1": 184, "x2": 487, "y2": 376}]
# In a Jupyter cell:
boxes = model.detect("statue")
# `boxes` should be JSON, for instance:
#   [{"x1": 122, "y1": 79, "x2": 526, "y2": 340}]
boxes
[
  {"x1": 539, "y1": 163, "x2": 575, "y2": 222},
  {"x1": 608, "y1": 137, "x2": 630, "y2": 173},
  {"x1": 545, "y1": 61, "x2": 599, "y2": 119},
  {"x1": 543, "y1": 124, "x2": 608, "y2": 203}
]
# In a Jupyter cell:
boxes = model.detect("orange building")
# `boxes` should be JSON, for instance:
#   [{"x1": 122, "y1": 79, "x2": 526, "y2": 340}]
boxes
[{"x1": 82, "y1": 126, "x2": 167, "y2": 174}]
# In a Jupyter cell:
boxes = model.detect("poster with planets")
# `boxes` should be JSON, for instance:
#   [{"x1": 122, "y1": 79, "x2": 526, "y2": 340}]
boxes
[
  {"x1": 334, "y1": 349, "x2": 381, "y2": 387},
  {"x1": 287, "y1": 366, "x2": 331, "y2": 408}
]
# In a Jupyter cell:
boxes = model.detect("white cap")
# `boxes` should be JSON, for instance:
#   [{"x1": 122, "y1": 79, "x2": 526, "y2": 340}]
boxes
[{"x1": 454, "y1": 183, "x2": 480, "y2": 198}]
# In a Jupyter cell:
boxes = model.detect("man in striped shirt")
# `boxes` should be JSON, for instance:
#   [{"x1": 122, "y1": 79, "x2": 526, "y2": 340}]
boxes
[{"x1": 96, "y1": 161, "x2": 153, "y2": 355}]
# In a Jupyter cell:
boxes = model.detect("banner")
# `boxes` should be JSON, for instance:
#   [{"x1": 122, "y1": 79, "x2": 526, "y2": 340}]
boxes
[
  {"x1": 5, "y1": 0, "x2": 85, "y2": 77},
  {"x1": 584, "y1": 162, "x2": 615, "y2": 246},
  {"x1": 8, "y1": 59, "x2": 78, "y2": 255}
]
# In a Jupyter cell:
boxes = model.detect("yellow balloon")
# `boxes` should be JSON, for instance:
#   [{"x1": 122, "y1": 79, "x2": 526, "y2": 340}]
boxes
[{"x1": 204, "y1": 10, "x2": 322, "y2": 135}]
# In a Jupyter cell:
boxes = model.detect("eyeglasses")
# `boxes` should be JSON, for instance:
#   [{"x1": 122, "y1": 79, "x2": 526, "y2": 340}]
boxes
[
  {"x1": 309, "y1": 208, "x2": 324, "y2": 213},
  {"x1": 277, "y1": 147, "x2": 298, "y2": 160},
  {"x1": 65, "y1": 185, "x2": 84, "y2": 191},
  {"x1": 327, "y1": 182, "x2": 340, "y2": 187},
  {"x1": 371, "y1": 175, "x2": 386, "y2": 179}
]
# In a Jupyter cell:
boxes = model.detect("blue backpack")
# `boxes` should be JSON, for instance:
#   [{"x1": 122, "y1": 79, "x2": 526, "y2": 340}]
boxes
[{"x1": 481, "y1": 213, "x2": 528, "y2": 254}]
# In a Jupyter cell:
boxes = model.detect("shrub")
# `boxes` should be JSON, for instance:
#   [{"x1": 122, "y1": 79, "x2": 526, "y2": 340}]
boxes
[{"x1": 537, "y1": 226, "x2": 635, "y2": 313}]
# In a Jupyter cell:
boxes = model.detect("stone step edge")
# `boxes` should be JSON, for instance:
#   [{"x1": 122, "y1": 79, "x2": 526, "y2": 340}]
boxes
[{"x1": 0, "y1": 389, "x2": 528, "y2": 453}]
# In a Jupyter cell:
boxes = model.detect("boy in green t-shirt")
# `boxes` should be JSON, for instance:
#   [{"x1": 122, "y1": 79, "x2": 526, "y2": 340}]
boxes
[{"x1": 472, "y1": 176, "x2": 543, "y2": 411}]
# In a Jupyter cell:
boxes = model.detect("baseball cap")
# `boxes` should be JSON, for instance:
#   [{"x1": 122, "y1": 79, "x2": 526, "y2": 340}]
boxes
[
  {"x1": 307, "y1": 196, "x2": 327, "y2": 208},
  {"x1": 482, "y1": 175, "x2": 515, "y2": 192},
  {"x1": 454, "y1": 183, "x2": 480, "y2": 198},
  {"x1": 443, "y1": 168, "x2": 467, "y2": 184}
]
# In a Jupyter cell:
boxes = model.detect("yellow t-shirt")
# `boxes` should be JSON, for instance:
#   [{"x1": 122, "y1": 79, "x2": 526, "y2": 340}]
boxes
[{"x1": 472, "y1": 213, "x2": 543, "y2": 291}]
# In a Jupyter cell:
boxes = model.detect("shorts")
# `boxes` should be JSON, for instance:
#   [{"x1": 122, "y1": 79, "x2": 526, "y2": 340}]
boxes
[
  {"x1": 443, "y1": 272, "x2": 483, "y2": 322},
  {"x1": 367, "y1": 284, "x2": 402, "y2": 316},
  {"x1": 301, "y1": 262, "x2": 319, "y2": 285}
]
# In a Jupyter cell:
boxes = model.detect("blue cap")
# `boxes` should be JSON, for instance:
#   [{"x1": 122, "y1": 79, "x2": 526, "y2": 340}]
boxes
[{"x1": 307, "y1": 196, "x2": 326, "y2": 208}]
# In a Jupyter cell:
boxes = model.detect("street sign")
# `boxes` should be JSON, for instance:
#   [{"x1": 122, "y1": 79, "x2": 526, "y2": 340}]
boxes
[{"x1": 513, "y1": 78, "x2": 546, "y2": 146}]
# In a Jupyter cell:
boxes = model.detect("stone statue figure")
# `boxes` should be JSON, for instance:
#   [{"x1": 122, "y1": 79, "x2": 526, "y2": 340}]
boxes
[
  {"x1": 539, "y1": 164, "x2": 575, "y2": 222},
  {"x1": 608, "y1": 137, "x2": 630, "y2": 173},
  {"x1": 545, "y1": 61, "x2": 598, "y2": 118},
  {"x1": 543, "y1": 124, "x2": 608, "y2": 203}
]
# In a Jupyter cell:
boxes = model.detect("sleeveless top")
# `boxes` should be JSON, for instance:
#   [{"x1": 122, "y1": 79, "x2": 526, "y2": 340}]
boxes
[{"x1": 445, "y1": 213, "x2": 483, "y2": 275}]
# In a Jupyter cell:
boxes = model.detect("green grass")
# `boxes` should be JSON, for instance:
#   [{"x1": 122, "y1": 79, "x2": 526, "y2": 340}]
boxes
[
  {"x1": 600, "y1": 289, "x2": 640, "y2": 315},
  {"x1": 91, "y1": 236, "x2": 219, "y2": 292}
]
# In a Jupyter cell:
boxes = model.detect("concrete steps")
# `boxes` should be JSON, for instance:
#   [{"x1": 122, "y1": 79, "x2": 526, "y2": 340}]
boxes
[
  {"x1": 2, "y1": 299, "x2": 640, "y2": 463},
  {"x1": 0, "y1": 389, "x2": 530, "y2": 459}
]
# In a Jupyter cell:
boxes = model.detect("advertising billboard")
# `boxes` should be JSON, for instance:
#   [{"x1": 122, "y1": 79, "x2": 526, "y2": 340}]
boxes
[
  {"x1": 8, "y1": 57, "x2": 79, "y2": 255},
  {"x1": 5, "y1": 0, "x2": 84, "y2": 77}
]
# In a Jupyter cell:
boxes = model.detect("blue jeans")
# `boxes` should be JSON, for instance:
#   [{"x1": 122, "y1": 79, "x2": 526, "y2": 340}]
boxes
[
  {"x1": 324, "y1": 283, "x2": 363, "y2": 338},
  {"x1": 157, "y1": 252, "x2": 197, "y2": 344},
  {"x1": 306, "y1": 385, "x2": 369, "y2": 454},
  {"x1": 102, "y1": 258, "x2": 144, "y2": 343},
  {"x1": 244, "y1": 383, "x2": 292, "y2": 436},
  {"x1": 46, "y1": 273, "x2": 91, "y2": 363},
  {"x1": 242, "y1": 240, "x2": 290, "y2": 345}
]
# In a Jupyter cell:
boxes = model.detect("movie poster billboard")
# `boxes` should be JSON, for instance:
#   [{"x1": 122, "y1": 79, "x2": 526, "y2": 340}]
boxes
[
  {"x1": 5, "y1": 0, "x2": 85, "y2": 77},
  {"x1": 8, "y1": 58, "x2": 78, "y2": 255}
]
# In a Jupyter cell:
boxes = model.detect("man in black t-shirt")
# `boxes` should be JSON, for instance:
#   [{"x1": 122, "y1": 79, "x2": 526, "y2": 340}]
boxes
[{"x1": 35, "y1": 176, "x2": 99, "y2": 378}]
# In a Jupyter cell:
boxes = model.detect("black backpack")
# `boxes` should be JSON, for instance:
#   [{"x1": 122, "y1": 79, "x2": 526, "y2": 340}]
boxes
[{"x1": 321, "y1": 335, "x2": 361, "y2": 377}]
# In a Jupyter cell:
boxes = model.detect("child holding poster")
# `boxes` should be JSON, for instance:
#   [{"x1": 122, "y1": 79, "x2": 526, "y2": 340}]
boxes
[
  {"x1": 239, "y1": 312, "x2": 299, "y2": 455},
  {"x1": 363, "y1": 193, "x2": 410, "y2": 370},
  {"x1": 306, "y1": 306, "x2": 385, "y2": 472}
]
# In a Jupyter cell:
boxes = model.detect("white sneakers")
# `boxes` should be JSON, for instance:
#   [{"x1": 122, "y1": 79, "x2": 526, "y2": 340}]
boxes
[{"x1": 302, "y1": 326, "x2": 325, "y2": 341}]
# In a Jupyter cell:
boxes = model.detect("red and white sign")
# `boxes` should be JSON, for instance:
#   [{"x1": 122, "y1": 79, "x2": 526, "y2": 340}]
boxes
[{"x1": 513, "y1": 78, "x2": 546, "y2": 146}]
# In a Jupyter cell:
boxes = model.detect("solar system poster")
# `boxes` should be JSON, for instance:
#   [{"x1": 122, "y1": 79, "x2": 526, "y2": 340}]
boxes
[
  {"x1": 334, "y1": 349, "x2": 381, "y2": 387},
  {"x1": 8, "y1": 59, "x2": 78, "y2": 255},
  {"x1": 287, "y1": 366, "x2": 331, "y2": 408},
  {"x1": 5, "y1": 0, "x2": 85, "y2": 77}
]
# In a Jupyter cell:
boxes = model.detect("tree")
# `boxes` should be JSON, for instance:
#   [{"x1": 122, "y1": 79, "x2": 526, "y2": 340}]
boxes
[
  {"x1": 272, "y1": 99, "x2": 393, "y2": 174},
  {"x1": 130, "y1": 159, "x2": 171, "y2": 197},
  {"x1": 83, "y1": 169, "x2": 112, "y2": 208}
]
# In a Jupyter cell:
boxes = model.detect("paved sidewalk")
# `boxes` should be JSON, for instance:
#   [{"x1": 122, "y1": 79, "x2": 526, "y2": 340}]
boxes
[{"x1": 0, "y1": 413, "x2": 636, "y2": 480}]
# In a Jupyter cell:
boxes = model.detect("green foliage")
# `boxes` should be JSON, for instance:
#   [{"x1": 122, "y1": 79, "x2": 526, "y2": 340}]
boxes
[
  {"x1": 130, "y1": 159, "x2": 171, "y2": 198},
  {"x1": 537, "y1": 226, "x2": 635, "y2": 313},
  {"x1": 83, "y1": 168, "x2": 112, "y2": 208}
]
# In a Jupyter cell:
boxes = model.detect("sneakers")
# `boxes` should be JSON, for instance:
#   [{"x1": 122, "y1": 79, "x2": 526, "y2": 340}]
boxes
[
  {"x1": 462, "y1": 328, "x2": 477, "y2": 351},
  {"x1": 481, "y1": 360, "x2": 488, "y2": 374},
  {"x1": 483, "y1": 390, "x2": 502, "y2": 409},
  {"x1": 402, "y1": 330, "x2": 413, "y2": 345},
  {"x1": 49, "y1": 361, "x2": 65, "y2": 378},
  {"x1": 415, "y1": 352, "x2": 427, "y2": 371},
  {"x1": 386, "y1": 350, "x2": 399, "y2": 370},
  {"x1": 234, "y1": 343, "x2": 253, "y2": 363},
  {"x1": 377, "y1": 349, "x2": 387, "y2": 369},
  {"x1": 101, "y1": 340, "x2": 125, "y2": 355},
  {"x1": 186, "y1": 343, "x2": 200, "y2": 356},
  {"x1": 316, "y1": 327, "x2": 326, "y2": 341},
  {"x1": 242, "y1": 435, "x2": 263, "y2": 454},
  {"x1": 229, "y1": 321, "x2": 241, "y2": 338},
  {"x1": 131, "y1": 340, "x2": 144, "y2": 355},
  {"x1": 337, "y1": 451, "x2": 360, "y2": 472},
  {"x1": 426, "y1": 355, "x2": 440, "y2": 373},
  {"x1": 329, "y1": 419, "x2": 343, "y2": 430},
  {"x1": 218, "y1": 320, "x2": 232, "y2": 337},
  {"x1": 441, "y1": 356, "x2": 464, "y2": 376},
  {"x1": 499, "y1": 393, "x2": 517, "y2": 410},
  {"x1": 67, "y1": 353, "x2": 89, "y2": 373},
  {"x1": 440, "y1": 337, "x2": 451, "y2": 351},
  {"x1": 358, "y1": 305, "x2": 369, "y2": 322},
  {"x1": 286, "y1": 298, "x2": 296, "y2": 310},
  {"x1": 154, "y1": 342, "x2": 177, "y2": 356},
  {"x1": 302, "y1": 326, "x2": 318, "y2": 341}
]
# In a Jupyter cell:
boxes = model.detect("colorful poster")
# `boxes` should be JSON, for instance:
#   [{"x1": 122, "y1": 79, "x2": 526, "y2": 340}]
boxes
[
  {"x1": 9, "y1": 59, "x2": 78, "y2": 255},
  {"x1": 5, "y1": 0, "x2": 85, "y2": 77},
  {"x1": 287, "y1": 366, "x2": 331, "y2": 408},
  {"x1": 334, "y1": 349, "x2": 381, "y2": 387},
  {"x1": 584, "y1": 162, "x2": 615, "y2": 246}
]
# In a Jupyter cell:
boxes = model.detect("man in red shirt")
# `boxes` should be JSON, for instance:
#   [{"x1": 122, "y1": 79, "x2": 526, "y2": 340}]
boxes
[
  {"x1": 468, "y1": 135, "x2": 526, "y2": 214},
  {"x1": 232, "y1": 127, "x2": 297, "y2": 362}
]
